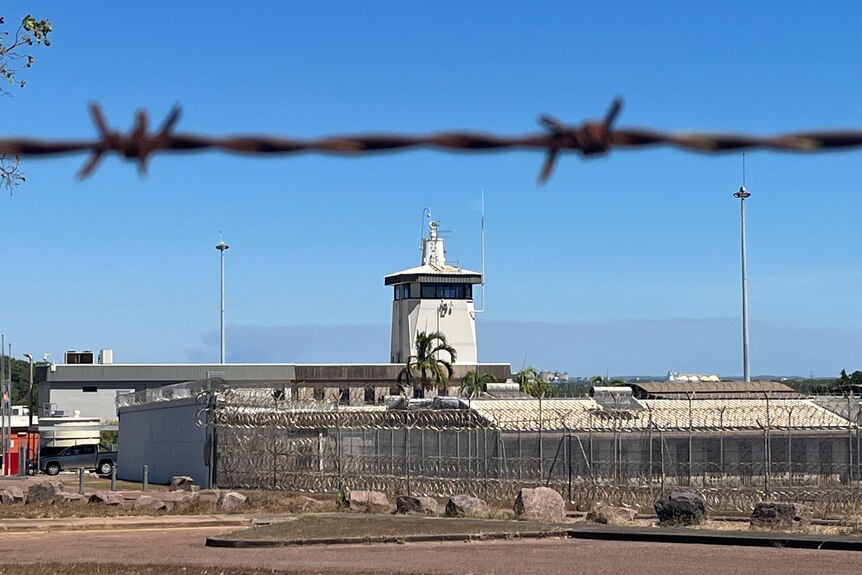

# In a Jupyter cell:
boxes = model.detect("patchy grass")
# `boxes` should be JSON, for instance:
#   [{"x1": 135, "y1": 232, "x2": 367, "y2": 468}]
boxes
[
  {"x1": 219, "y1": 513, "x2": 564, "y2": 542},
  {"x1": 0, "y1": 486, "x2": 336, "y2": 519},
  {"x1": 841, "y1": 515, "x2": 862, "y2": 535}
]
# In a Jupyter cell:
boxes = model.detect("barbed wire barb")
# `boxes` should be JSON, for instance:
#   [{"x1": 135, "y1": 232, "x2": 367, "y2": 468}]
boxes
[{"x1": 0, "y1": 97, "x2": 861, "y2": 181}]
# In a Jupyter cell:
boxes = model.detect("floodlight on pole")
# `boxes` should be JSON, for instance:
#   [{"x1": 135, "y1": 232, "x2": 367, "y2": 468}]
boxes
[
  {"x1": 215, "y1": 235, "x2": 229, "y2": 364},
  {"x1": 733, "y1": 184, "x2": 751, "y2": 382}
]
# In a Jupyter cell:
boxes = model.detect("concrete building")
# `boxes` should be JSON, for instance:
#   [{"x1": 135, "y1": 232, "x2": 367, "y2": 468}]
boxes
[
  {"x1": 115, "y1": 379, "x2": 861, "y2": 492},
  {"x1": 35, "y1": 362, "x2": 512, "y2": 423},
  {"x1": 386, "y1": 216, "x2": 482, "y2": 364}
]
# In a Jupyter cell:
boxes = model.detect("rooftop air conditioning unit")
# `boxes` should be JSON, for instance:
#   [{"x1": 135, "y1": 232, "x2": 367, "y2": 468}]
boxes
[{"x1": 65, "y1": 350, "x2": 94, "y2": 364}]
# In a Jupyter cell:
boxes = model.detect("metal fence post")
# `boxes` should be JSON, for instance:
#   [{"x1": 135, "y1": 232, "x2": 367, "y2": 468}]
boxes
[
  {"x1": 719, "y1": 407, "x2": 725, "y2": 482},
  {"x1": 405, "y1": 427, "x2": 410, "y2": 495},
  {"x1": 142, "y1": 464, "x2": 149, "y2": 492},
  {"x1": 647, "y1": 408, "x2": 653, "y2": 485},
  {"x1": 110, "y1": 462, "x2": 117, "y2": 491},
  {"x1": 687, "y1": 393, "x2": 693, "y2": 486},
  {"x1": 764, "y1": 393, "x2": 771, "y2": 497},
  {"x1": 78, "y1": 468, "x2": 85, "y2": 494},
  {"x1": 538, "y1": 395, "x2": 544, "y2": 483},
  {"x1": 848, "y1": 393, "x2": 854, "y2": 485},
  {"x1": 566, "y1": 434, "x2": 572, "y2": 502},
  {"x1": 787, "y1": 408, "x2": 793, "y2": 486}
]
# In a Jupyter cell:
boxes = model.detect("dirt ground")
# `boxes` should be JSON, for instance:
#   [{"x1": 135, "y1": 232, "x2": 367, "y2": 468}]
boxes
[
  {"x1": 1, "y1": 526, "x2": 862, "y2": 575},
  {"x1": 221, "y1": 513, "x2": 563, "y2": 541}
]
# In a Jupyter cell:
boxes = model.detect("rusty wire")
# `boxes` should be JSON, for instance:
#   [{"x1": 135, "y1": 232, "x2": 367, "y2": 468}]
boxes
[{"x1": 2, "y1": 99, "x2": 862, "y2": 182}]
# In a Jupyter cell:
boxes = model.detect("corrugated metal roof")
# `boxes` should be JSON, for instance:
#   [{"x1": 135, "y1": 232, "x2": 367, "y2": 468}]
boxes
[
  {"x1": 467, "y1": 398, "x2": 852, "y2": 432},
  {"x1": 629, "y1": 380, "x2": 796, "y2": 399}
]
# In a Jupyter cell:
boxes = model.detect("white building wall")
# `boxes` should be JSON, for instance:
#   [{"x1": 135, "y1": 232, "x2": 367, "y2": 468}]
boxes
[
  {"x1": 391, "y1": 298, "x2": 478, "y2": 364},
  {"x1": 117, "y1": 398, "x2": 209, "y2": 486},
  {"x1": 48, "y1": 388, "x2": 132, "y2": 422}
]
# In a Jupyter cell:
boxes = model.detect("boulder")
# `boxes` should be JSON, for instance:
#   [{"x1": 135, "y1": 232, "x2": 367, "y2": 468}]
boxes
[
  {"x1": 218, "y1": 491, "x2": 248, "y2": 512},
  {"x1": 26, "y1": 481, "x2": 65, "y2": 504},
  {"x1": 169, "y1": 476, "x2": 199, "y2": 492},
  {"x1": 197, "y1": 490, "x2": 220, "y2": 505},
  {"x1": 586, "y1": 505, "x2": 638, "y2": 525},
  {"x1": 134, "y1": 495, "x2": 168, "y2": 511},
  {"x1": 0, "y1": 486, "x2": 25, "y2": 504},
  {"x1": 88, "y1": 491, "x2": 126, "y2": 506},
  {"x1": 55, "y1": 492, "x2": 86, "y2": 504},
  {"x1": 159, "y1": 490, "x2": 200, "y2": 504},
  {"x1": 655, "y1": 491, "x2": 706, "y2": 526},
  {"x1": 345, "y1": 490, "x2": 389, "y2": 513},
  {"x1": 394, "y1": 495, "x2": 439, "y2": 516},
  {"x1": 285, "y1": 495, "x2": 330, "y2": 513},
  {"x1": 513, "y1": 487, "x2": 566, "y2": 522},
  {"x1": 750, "y1": 502, "x2": 813, "y2": 530},
  {"x1": 444, "y1": 495, "x2": 491, "y2": 519}
]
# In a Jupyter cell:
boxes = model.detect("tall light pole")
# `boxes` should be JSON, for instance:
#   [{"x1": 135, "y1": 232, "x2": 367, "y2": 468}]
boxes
[
  {"x1": 215, "y1": 236, "x2": 230, "y2": 364},
  {"x1": 734, "y1": 185, "x2": 751, "y2": 382},
  {"x1": 23, "y1": 353, "x2": 33, "y2": 472}
]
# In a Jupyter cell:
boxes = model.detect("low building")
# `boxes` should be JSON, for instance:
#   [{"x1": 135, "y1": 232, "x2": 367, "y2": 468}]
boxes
[
  {"x1": 35, "y1": 361, "x2": 512, "y2": 423},
  {"x1": 115, "y1": 378, "x2": 860, "y2": 492}
]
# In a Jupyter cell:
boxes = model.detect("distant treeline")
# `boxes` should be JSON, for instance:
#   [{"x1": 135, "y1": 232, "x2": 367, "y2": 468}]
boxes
[
  {"x1": 782, "y1": 369, "x2": 862, "y2": 395},
  {"x1": 546, "y1": 370, "x2": 862, "y2": 397}
]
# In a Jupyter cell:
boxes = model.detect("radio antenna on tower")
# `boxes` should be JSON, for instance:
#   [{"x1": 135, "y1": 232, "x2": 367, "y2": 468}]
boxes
[{"x1": 473, "y1": 189, "x2": 487, "y2": 315}]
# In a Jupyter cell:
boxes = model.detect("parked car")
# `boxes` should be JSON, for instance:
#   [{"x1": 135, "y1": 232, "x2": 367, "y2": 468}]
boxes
[{"x1": 39, "y1": 444, "x2": 117, "y2": 476}]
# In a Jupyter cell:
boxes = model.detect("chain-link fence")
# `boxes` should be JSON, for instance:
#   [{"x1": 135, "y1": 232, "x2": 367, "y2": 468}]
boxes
[{"x1": 190, "y1": 383, "x2": 862, "y2": 516}]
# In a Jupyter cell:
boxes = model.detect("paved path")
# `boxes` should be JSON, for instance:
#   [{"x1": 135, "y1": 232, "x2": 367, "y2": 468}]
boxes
[
  {"x1": 1, "y1": 525, "x2": 860, "y2": 575},
  {"x1": 0, "y1": 514, "x2": 252, "y2": 532}
]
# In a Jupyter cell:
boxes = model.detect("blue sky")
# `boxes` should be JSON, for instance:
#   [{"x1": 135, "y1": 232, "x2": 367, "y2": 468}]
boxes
[{"x1": 1, "y1": 2, "x2": 860, "y2": 377}]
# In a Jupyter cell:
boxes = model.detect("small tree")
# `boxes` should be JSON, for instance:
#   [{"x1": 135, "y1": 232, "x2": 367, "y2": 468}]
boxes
[
  {"x1": 459, "y1": 370, "x2": 495, "y2": 399},
  {"x1": 515, "y1": 366, "x2": 552, "y2": 398},
  {"x1": 0, "y1": 14, "x2": 52, "y2": 190},
  {"x1": 397, "y1": 331, "x2": 457, "y2": 397}
]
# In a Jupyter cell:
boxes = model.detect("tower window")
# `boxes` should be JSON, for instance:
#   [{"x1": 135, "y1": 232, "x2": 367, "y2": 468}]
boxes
[
  {"x1": 418, "y1": 283, "x2": 472, "y2": 299},
  {"x1": 394, "y1": 284, "x2": 412, "y2": 300}
]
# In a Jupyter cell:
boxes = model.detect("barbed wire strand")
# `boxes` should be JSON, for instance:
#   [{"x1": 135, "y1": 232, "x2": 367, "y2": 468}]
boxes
[{"x1": 2, "y1": 99, "x2": 862, "y2": 182}]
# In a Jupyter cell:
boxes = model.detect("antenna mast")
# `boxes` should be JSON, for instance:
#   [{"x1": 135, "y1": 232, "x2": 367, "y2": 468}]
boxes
[{"x1": 473, "y1": 190, "x2": 486, "y2": 315}]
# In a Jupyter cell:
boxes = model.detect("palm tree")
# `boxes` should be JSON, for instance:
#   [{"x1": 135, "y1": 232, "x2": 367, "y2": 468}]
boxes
[
  {"x1": 460, "y1": 370, "x2": 495, "y2": 399},
  {"x1": 397, "y1": 331, "x2": 457, "y2": 397},
  {"x1": 515, "y1": 366, "x2": 553, "y2": 398}
]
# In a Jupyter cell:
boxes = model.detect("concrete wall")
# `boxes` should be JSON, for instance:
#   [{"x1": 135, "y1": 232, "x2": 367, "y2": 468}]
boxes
[
  {"x1": 48, "y1": 388, "x2": 133, "y2": 423},
  {"x1": 117, "y1": 398, "x2": 209, "y2": 486}
]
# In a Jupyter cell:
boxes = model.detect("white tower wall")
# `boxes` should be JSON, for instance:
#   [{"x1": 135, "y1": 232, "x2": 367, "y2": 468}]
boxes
[{"x1": 390, "y1": 298, "x2": 478, "y2": 364}]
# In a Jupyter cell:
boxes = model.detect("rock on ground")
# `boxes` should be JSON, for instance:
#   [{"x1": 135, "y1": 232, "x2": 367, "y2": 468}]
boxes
[
  {"x1": 218, "y1": 491, "x2": 248, "y2": 512},
  {"x1": 750, "y1": 502, "x2": 813, "y2": 530},
  {"x1": 514, "y1": 487, "x2": 566, "y2": 522},
  {"x1": 88, "y1": 491, "x2": 126, "y2": 506},
  {"x1": 344, "y1": 490, "x2": 390, "y2": 513},
  {"x1": 169, "y1": 476, "x2": 199, "y2": 492},
  {"x1": 394, "y1": 495, "x2": 439, "y2": 516},
  {"x1": 26, "y1": 481, "x2": 65, "y2": 504},
  {"x1": 655, "y1": 491, "x2": 706, "y2": 526},
  {"x1": 55, "y1": 492, "x2": 87, "y2": 504},
  {"x1": 444, "y1": 495, "x2": 491, "y2": 519},
  {"x1": 0, "y1": 486, "x2": 25, "y2": 504},
  {"x1": 134, "y1": 495, "x2": 168, "y2": 511},
  {"x1": 586, "y1": 505, "x2": 638, "y2": 525},
  {"x1": 159, "y1": 490, "x2": 200, "y2": 504},
  {"x1": 284, "y1": 495, "x2": 329, "y2": 513}
]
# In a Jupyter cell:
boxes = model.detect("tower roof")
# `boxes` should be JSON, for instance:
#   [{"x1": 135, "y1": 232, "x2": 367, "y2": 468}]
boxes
[{"x1": 385, "y1": 215, "x2": 481, "y2": 285}]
